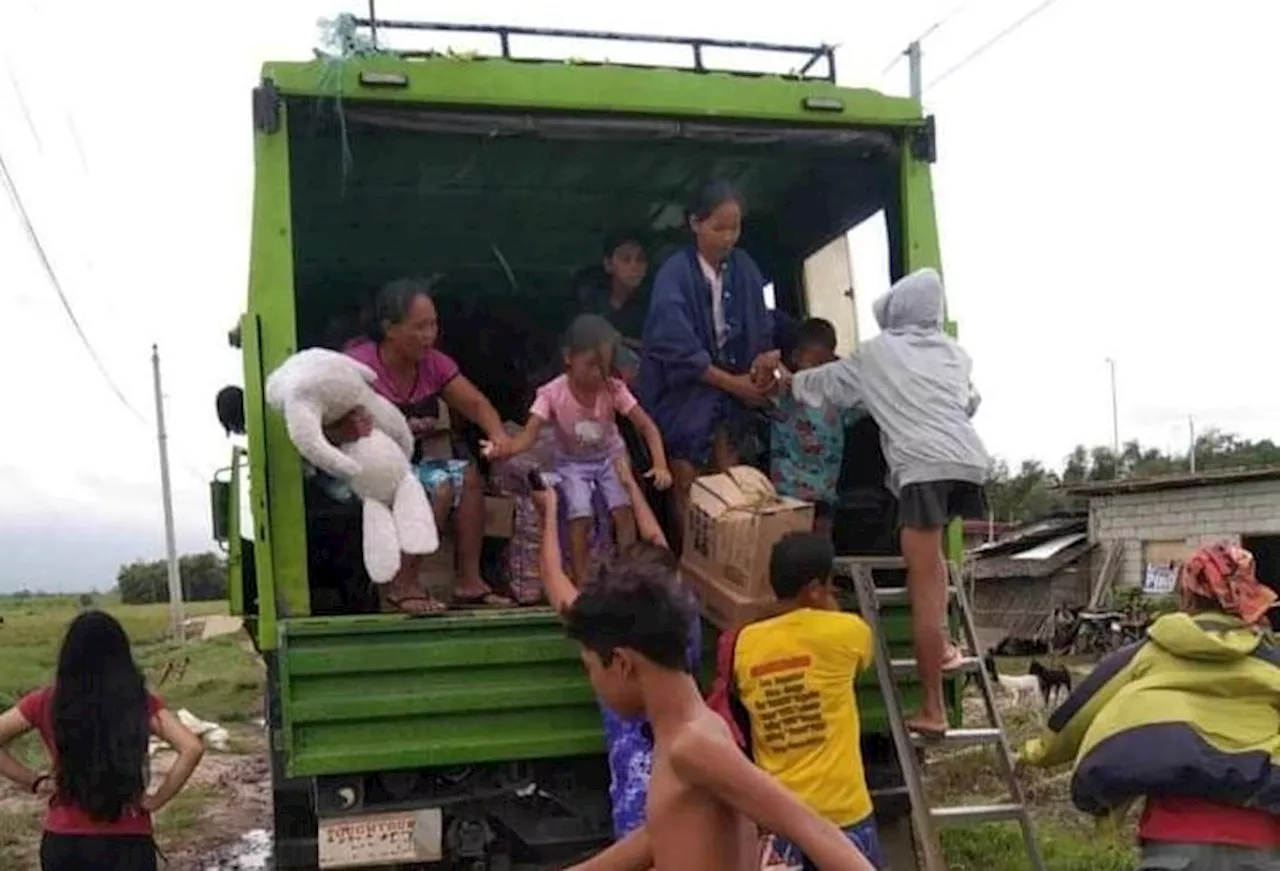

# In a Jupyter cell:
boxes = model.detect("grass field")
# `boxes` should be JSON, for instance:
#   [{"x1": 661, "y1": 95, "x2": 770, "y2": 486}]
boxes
[
  {"x1": 0, "y1": 595, "x2": 264, "y2": 868},
  {"x1": 0, "y1": 596, "x2": 1142, "y2": 870}
]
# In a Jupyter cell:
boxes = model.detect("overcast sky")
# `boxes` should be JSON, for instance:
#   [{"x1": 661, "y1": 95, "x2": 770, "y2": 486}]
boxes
[{"x1": 1, "y1": 0, "x2": 1276, "y2": 593}]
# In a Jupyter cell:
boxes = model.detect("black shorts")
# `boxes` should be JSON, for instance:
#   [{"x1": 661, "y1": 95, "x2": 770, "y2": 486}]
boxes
[
  {"x1": 897, "y1": 480, "x2": 987, "y2": 530},
  {"x1": 40, "y1": 832, "x2": 158, "y2": 871}
]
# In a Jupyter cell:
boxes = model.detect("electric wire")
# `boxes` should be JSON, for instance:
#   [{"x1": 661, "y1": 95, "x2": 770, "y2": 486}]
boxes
[{"x1": 925, "y1": 0, "x2": 1067, "y2": 91}]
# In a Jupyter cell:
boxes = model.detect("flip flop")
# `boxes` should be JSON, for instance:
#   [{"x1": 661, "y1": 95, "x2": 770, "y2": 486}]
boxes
[
  {"x1": 453, "y1": 590, "x2": 515, "y2": 608},
  {"x1": 381, "y1": 593, "x2": 448, "y2": 615},
  {"x1": 905, "y1": 716, "x2": 949, "y2": 742}
]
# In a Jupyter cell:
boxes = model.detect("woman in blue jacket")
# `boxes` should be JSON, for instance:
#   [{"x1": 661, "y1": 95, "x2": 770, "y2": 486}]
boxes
[{"x1": 639, "y1": 181, "x2": 785, "y2": 546}]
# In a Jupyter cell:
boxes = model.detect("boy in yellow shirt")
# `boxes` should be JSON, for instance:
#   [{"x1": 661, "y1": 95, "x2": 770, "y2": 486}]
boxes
[{"x1": 733, "y1": 532, "x2": 883, "y2": 869}]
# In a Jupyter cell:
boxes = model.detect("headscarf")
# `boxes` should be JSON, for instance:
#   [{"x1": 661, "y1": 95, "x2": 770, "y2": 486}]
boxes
[{"x1": 1178, "y1": 543, "x2": 1278, "y2": 627}]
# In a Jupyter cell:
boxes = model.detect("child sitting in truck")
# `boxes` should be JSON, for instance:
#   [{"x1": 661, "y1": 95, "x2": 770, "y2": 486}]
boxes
[
  {"x1": 483, "y1": 314, "x2": 672, "y2": 584},
  {"x1": 727, "y1": 532, "x2": 883, "y2": 869},
  {"x1": 769, "y1": 317, "x2": 856, "y2": 539},
  {"x1": 551, "y1": 510, "x2": 875, "y2": 871},
  {"x1": 771, "y1": 268, "x2": 988, "y2": 740}
]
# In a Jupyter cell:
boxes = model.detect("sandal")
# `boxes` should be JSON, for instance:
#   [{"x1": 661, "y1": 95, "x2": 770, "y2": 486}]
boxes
[
  {"x1": 453, "y1": 590, "x2": 515, "y2": 608},
  {"x1": 380, "y1": 593, "x2": 448, "y2": 615},
  {"x1": 905, "y1": 715, "x2": 949, "y2": 742}
]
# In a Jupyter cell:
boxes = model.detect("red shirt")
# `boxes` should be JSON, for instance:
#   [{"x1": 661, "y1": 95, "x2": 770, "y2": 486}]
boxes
[
  {"x1": 1141, "y1": 796, "x2": 1280, "y2": 850},
  {"x1": 17, "y1": 687, "x2": 164, "y2": 835}
]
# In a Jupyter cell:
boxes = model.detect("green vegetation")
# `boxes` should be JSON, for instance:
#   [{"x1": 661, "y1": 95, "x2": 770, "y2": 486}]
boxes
[
  {"x1": 987, "y1": 428, "x2": 1280, "y2": 523},
  {"x1": 942, "y1": 822, "x2": 1134, "y2": 871},
  {"x1": 115, "y1": 552, "x2": 229, "y2": 605}
]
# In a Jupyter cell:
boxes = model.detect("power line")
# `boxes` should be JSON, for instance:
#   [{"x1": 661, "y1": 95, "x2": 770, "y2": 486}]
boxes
[
  {"x1": 881, "y1": 1, "x2": 975, "y2": 75},
  {"x1": 1, "y1": 58, "x2": 212, "y2": 488},
  {"x1": 0, "y1": 147, "x2": 149, "y2": 424},
  {"x1": 926, "y1": 0, "x2": 1067, "y2": 91}
]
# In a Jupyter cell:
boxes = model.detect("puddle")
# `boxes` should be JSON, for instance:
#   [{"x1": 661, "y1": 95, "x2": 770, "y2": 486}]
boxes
[{"x1": 207, "y1": 829, "x2": 272, "y2": 870}]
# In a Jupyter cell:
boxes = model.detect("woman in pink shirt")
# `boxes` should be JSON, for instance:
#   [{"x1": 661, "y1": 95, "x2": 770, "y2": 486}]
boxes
[{"x1": 341, "y1": 278, "x2": 516, "y2": 613}]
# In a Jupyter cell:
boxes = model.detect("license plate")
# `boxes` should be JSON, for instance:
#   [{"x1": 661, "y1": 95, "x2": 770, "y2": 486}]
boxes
[{"x1": 318, "y1": 808, "x2": 443, "y2": 868}]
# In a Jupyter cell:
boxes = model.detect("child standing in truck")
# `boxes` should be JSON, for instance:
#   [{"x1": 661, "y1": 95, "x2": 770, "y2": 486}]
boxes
[
  {"x1": 773, "y1": 268, "x2": 988, "y2": 740},
  {"x1": 483, "y1": 314, "x2": 673, "y2": 584},
  {"x1": 769, "y1": 317, "x2": 856, "y2": 538}
]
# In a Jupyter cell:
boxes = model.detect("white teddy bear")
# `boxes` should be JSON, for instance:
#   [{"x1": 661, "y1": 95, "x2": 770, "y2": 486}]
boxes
[{"x1": 265, "y1": 348, "x2": 439, "y2": 583}]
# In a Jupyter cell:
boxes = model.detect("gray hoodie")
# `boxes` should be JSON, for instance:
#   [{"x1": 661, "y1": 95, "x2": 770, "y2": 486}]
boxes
[{"x1": 790, "y1": 268, "x2": 989, "y2": 494}]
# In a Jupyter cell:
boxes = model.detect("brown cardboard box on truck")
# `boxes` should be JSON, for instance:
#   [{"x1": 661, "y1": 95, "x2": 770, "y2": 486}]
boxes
[
  {"x1": 680, "y1": 558, "x2": 783, "y2": 630},
  {"x1": 682, "y1": 466, "x2": 815, "y2": 599}
]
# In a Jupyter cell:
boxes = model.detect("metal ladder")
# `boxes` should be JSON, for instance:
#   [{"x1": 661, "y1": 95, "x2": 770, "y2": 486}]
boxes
[{"x1": 837, "y1": 556, "x2": 1046, "y2": 871}]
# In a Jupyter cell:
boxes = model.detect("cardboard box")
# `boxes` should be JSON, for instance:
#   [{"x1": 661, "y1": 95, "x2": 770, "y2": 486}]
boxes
[
  {"x1": 484, "y1": 495, "x2": 516, "y2": 539},
  {"x1": 681, "y1": 558, "x2": 783, "y2": 630},
  {"x1": 682, "y1": 466, "x2": 814, "y2": 599}
]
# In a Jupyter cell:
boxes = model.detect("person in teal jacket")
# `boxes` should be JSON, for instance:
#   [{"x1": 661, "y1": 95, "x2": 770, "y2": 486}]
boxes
[{"x1": 1019, "y1": 543, "x2": 1280, "y2": 870}]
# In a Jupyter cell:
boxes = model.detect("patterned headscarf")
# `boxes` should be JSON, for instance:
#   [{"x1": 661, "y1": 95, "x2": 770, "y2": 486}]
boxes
[{"x1": 1178, "y1": 543, "x2": 1278, "y2": 627}]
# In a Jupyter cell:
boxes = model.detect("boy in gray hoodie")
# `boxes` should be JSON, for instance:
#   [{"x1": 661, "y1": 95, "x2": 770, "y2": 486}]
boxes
[{"x1": 772, "y1": 268, "x2": 989, "y2": 739}]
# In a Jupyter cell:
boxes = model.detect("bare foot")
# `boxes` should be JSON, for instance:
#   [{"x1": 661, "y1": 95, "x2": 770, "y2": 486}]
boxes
[{"x1": 940, "y1": 643, "x2": 968, "y2": 672}]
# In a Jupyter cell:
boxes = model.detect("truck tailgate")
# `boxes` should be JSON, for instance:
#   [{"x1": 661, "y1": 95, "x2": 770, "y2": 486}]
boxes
[{"x1": 277, "y1": 609, "x2": 603, "y2": 778}]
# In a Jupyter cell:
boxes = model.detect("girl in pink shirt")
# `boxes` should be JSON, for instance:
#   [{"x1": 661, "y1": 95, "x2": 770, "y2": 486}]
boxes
[{"x1": 485, "y1": 315, "x2": 672, "y2": 583}]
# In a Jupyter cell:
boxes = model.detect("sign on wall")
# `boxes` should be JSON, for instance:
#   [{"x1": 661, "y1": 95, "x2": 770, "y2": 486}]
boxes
[{"x1": 1143, "y1": 563, "x2": 1178, "y2": 595}]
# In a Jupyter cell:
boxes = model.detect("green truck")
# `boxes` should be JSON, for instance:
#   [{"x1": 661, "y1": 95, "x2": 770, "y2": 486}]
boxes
[{"x1": 211, "y1": 17, "x2": 956, "y2": 870}]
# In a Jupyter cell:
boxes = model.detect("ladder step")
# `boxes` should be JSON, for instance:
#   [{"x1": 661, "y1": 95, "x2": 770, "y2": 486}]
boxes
[
  {"x1": 833, "y1": 556, "x2": 907, "y2": 572},
  {"x1": 891, "y1": 656, "x2": 981, "y2": 677},
  {"x1": 910, "y1": 727, "x2": 1002, "y2": 747},
  {"x1": 873, "y1": 586, "x2": 957, "y2": 606},
  {"x1": 931, "y1": 803, "x2": 1026, "y2": 827}
]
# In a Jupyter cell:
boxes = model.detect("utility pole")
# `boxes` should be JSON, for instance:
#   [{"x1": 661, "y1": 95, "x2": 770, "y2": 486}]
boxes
[
  {"x1": 152, "y1": 345, "x2": 185, "y2": 646},
  {"x1": 1105, "y1": 357, "x2": 1120, "y2": 460},
  {"x1": 1189, "y1": 416, "x2": 1197, "y2": 474},
  {"x1": 907, "y1": 40, "x2": 923, "y2": 102}
]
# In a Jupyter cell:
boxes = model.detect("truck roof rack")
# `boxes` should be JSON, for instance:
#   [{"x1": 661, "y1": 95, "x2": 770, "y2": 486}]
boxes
[{"x1": 356, "y1": 7, "x2": 838, "y2": 83}]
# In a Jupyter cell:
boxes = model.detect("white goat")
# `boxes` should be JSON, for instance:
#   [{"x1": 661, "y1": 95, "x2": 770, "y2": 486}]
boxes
[{"x1": 982, "y1": 652, "x2": 1042, "y2": 707}]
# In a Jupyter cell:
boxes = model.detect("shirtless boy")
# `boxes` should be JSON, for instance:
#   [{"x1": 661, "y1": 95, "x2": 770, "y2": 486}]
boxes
[{"x1": 536, "y1": 481, "x2": 873, "y2": 871}]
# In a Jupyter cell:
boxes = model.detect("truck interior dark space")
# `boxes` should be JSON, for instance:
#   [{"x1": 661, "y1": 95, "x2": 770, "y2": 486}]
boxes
[{"x1": 283, "y1": 99, "x2": 907, "y2": 614}]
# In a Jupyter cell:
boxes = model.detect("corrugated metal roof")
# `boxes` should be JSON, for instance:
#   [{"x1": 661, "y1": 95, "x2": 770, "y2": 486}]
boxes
[{"x1": 1009, "y1": 532, "x2": 1088, "y2": 562}]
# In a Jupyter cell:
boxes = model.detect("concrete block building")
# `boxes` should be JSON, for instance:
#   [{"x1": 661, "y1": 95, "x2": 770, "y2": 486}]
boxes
[{"x1": 1070, "y1": 467, "x2": 1280, "y2": 602}]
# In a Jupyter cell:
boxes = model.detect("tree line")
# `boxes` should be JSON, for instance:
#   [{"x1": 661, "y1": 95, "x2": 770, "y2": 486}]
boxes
[
  {"x1": 987, "y1": 429, "x2": 1280, "y2": 525},
  {"x1": 115, "y1": 552, "x2": 228, "y2": 605}
]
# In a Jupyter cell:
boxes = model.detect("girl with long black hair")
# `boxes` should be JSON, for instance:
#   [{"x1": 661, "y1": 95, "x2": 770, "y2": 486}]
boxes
[{"x1": 0, "y1": 610, "x2": 204, "y2": 870}]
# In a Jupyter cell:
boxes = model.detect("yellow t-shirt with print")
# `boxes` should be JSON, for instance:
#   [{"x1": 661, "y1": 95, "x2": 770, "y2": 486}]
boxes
[{"x1": 733, "y1": 607, "x2": 874, "y2": 827}]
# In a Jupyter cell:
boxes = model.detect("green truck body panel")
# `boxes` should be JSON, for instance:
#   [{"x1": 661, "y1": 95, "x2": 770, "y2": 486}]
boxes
[
  {"x1": 276, "y1": 602, "x2": 924, "y2": 778},
  {"x1": 231, "y1": 44, "x2": 955, "y2": 783},
  {"x1": 262, "y1": 56, "x2": 922, "y2": 128}
]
